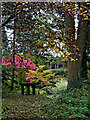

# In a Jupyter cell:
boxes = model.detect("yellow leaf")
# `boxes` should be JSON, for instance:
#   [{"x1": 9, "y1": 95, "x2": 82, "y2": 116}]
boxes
[
  {"x1": 42, "y1": 34, "x2": 45, "y2": 37},
  {"x1": 87, "y1": 2, "x2": 90, "y2": 5},
  {"x1": 17, "y1": 5, "x2": 21, "y2": 8},
  {"x1": 28, "y1": 53, "x2": 32, "y2": 57},
  {"x1": 71, "y1": 58, "x2": 75, "y2": 61},
  {"x1": 68, "y1": 9, "x2": 71, "y2": 11},
  {"x1": 84, "y1": 16, "x2": 88, "y2": 20},
  {"x1": 22, "y1": 3, "x2": 25, "y2": 5},
  {"x1": 17, "y1": 11, "x2": 21, "y2": 13},
  {"x1": 23, "y1": 8, "x2": 26, "y2": 10},
  {"x1": 77, "y1": 48, "x2": 79, "y2": 51},
  {"x1": 0, "y1": 2, "x2": 3, "y2": 5},
  {"x1": 71, "y1": 39, "x2": 72, "y2": 41},
  {"x1": 40, "y1": 28, "x2": 42, "y2": 32},
  {"x1": 63, "y1": 57, "x2": 68, "y2": 61},
  {"x1": 62, "y1": 40, "x2": 66, "y2": 44},
  {"x1": 84, "y1": 10, "x2": 87, "y2": 13},
  {"x1": 29, "y1": 26, "x2": 32, "y2": 28},
  {"x1": 46, "y1": 32, "x2": 49, "y2": 37},
  {"x1": 75, "y1": 59, "x2": 78, "y2": 61},
  {"x1": 80, "y1": 13, "x2": 83, "y2": 15},
  {"x1": 45, "y1": 28, "x2": 47, "y2": 30}
]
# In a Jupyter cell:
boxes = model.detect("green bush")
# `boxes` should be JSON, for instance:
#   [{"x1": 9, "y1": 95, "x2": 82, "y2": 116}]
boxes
[
  {"x1": 41, "y1": 87, "x2": 89, "y2": 119},
  {"x1": 2, "y1": 85, "x2": 19, "y2": 94},
  {"x1": 2, "y1": 65, "x2": 12, "y2": 85},
  {"x1": 1, "y1": 104, "x2": 9, "y2": 119},
  {"x1": 51, "y1": 69, "x2": 68, "y2": 77}
]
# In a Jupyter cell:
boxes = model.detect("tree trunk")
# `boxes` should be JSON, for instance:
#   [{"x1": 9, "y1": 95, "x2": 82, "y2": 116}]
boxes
[
  {"x1": 81, "y1": 20, "x2": 89, "y2": 80},
  {"x1": 0, "y1": 3, "x2": 2, "y2": 116},
  {"x1": 81, "y1": 40, "x2": 88, "y2": 79},
  {"x1": 11, "y1": 21, "x2": 15, "y2": 90},
  {"x1": 65, "y1": 3, "x2": 87, "y2": 90},
  {"x1": 68, "y1": 20, "x2": 87, "y2": 90}
]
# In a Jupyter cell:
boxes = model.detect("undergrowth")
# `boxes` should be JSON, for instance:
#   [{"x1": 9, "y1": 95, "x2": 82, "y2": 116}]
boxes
[{"x1": 41, "y1": 87, "x2": 89, "y2": 120}]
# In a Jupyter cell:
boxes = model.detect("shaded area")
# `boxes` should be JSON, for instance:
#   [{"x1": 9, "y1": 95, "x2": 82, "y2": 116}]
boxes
[{"x1": 2, "y1": 93, "x2": 53, "y2": 120}]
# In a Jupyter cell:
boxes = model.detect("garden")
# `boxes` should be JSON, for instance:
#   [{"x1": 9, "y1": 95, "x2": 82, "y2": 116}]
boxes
[{"x1": 1, "y1": 2, "x2": 90, "y2": 120}]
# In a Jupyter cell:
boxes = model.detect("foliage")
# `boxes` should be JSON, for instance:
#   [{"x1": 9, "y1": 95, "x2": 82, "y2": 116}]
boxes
[
  {"x1": 44, "y1": 78, "x2": 68, "y2": 96},
  {"x1": 87, "y1": 61, "x2": 90, "y2": 70},
  {"x1": 51, "y1": 68, "x2": 68, "y2": 77},
  {"x1": 2, "y1": 27, "x2": 11, "y2": 56},
  {"x1": 2, "y1": 83, "x2": 19, "y2": 94},
  {"x1": 41, "y1": 87, "x2": 89, "y2": 119},
  {"x1": 1, "y1": 104, "x2": 9, "y2": 119},
  {"x1": 2, "y1": 2, "x2": 89, "y2": 60},
  {"x1": 1, "y1": 2, "x2": 90, "y2": 90},
  {"x1": 2, "y1": 55, "x2": 36, "y2": 83},
  {"x1": 26, "y1": 65, "x2": 55, "y2": 88},
  {"x1": 88, "y1": 70, "x2": 90, "y2": 80},
  {"x1": 2, "y1": 55, "x2": 36, "y2": 71},
  {"x1": 2, "y1": 64, "x2": 20, "y2": 93},
  {"x1": 2, "y1": 64, "x2": 12, "y2": 84}
]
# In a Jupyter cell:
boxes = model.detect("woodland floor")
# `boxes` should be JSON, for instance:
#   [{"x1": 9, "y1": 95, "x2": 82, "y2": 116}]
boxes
[{"x1": 2, "y1": 93, "x2": 55, "y2": 120}]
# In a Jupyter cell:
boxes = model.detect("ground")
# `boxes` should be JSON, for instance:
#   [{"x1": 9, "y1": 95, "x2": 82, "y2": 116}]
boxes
[{"x1": 2, "y1": 93, "x2": 54, "y2": 120}]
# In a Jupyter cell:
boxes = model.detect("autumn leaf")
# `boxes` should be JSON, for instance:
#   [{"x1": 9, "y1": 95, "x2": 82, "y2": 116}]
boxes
[
  {"x1": 17, "y1": 11, "x2": 21, "y2": 13},
  {"x1": 23, "y1": 8, "x2": 26, "y2": 10},
  {"x1": 71, "y1": 58, "x2": 75, "y2": 61},
  {"x1": 77, "y1": 48, "x2": 79, "y2": 51}
]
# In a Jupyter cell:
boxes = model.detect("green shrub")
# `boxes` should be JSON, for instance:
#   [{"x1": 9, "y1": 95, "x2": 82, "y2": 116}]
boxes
[
  {"x1": 2, "y1": 65, "x2": 12, "y2": 85},
  {"x1": 2, "y1": 85, "x2": 19, "y2": 94},
  {"x1": 41, "y1": 87, "x2": 89, "y2": 119},
  {"x1": 51, "y1": 69, "x2": 68, "y2": 77},
  {"x1": 1, "y1": 104, "x2": 9, "y2": 119}
]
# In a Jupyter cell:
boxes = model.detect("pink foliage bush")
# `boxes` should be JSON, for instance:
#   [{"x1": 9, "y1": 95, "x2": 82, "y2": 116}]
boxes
[{"x1": 2, "y1": 55, "x2": 36, "y2": 82}]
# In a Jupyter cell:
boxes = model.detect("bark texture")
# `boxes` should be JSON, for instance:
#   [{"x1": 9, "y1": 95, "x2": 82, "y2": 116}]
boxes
[
  {"x1": 68, "y1": 21, "x2": 87, "y2": 90},
  {"x1": 66, "y1": 3, "x2": 87, "y2": 90}
]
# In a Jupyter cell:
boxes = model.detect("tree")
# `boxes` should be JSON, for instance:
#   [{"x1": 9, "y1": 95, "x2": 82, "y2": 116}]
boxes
[
  {"x1": 1, "y1": 2, "x2": 89, "y2": 90},
  {"x1": 0, "y1": 3, "x2": 2, "y2": 118},
  {"x1": 2, "y1": 27, "x2": 11, "y2": 56},
  {"x1": 64, "y1": 2, "x2": 89, "y2": 90},
  {"x1": 81, "y1": 17, "x2": 90, "y2": 80}
]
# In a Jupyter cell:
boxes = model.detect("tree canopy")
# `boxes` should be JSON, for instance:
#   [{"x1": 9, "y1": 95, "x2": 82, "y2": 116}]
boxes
[{"x1": 1, "y1": 2, "x2": 90, "y2": 90}]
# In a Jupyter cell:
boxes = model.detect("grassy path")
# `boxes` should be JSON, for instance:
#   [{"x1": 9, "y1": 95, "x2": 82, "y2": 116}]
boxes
[{"x1": 2, "y1": 93, "x2": 54, "y2": 120}]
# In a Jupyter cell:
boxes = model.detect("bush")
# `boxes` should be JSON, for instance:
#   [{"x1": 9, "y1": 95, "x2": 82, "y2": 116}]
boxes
[
  {"x1": 2, "y1": 55, "x2": 36, "y2": 83},
  {"x1": 26, "y1": 65, "x2": 55, "y2": 88},
  {"x1": 41, "y1": 87, "x2": 89, "y2": 119},
  {"x1": 1, "y1": 104, "x2": 9, "y2": 119},
  {"x1": 51, "y1": 69, "x2": 68, "y2": 77}
]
